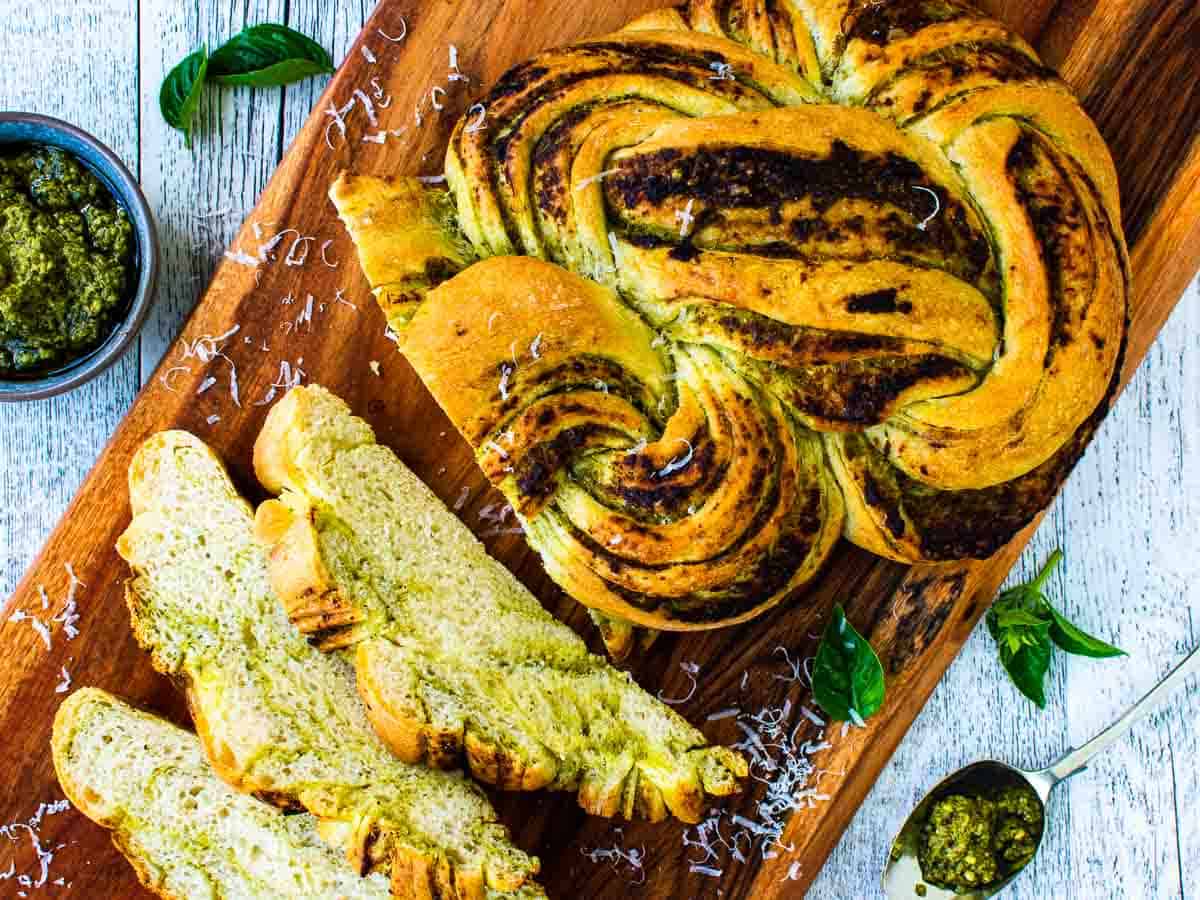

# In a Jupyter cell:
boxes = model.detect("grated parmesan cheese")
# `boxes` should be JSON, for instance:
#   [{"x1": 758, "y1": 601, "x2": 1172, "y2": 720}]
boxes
[
  {"x1": 581, "y1": 829, "x2": 646, "y2": 886},
  {"x1": 682, "y1": 694, "x2": 840, "y2": 875},
  {"x1": 254, "y1": 358, "x2": 306, "y2": 407},
  {"x1": 377, "y1": 19, "x2": 407, "y2": 42},
  {"x1": 657, "y1": 661, "x2": 700, "y2": 705},
  {"x1": 799, "y1": 705, "x2": 825, "y2": 727},
  {"x1": 448, "y1": 45, "x2": 469, "y2": 83},
  {"x1": 229, "y1": 363, "x2": 241, "y2": 408},
  {"x1": 913, "y1": 185, "x2": 941, "y2": 231},
  {"x1": 223, "y1": 248, "x2": 260, "y2": 268},
  {"x1": 706, "y1": 708, "x2": 741, "y2": 722},
  {"x1": 283, "y1": 235, "x2": 314, "y2": 267},
  {"x1": 295, "y1": 294, "x2": 315, "y2": 331},
  {"x1": 257, "y1": 227, "x2": 296, "y2": 263},
  {"x1": 324, "y1": 96, "x2": 358, "y2": 149},
  {"x1": 464, "y1": 103, "x2": 487, "y2": 133},
  {"x1": 8, "y1": 612, "x2": 51, "y2": 651},
  {"x1": 655, "y1": 438, "x2": 694, "y2": 479},
  {"x1": 482, "y1": 440, "x2": 509, "y2": 460},
  {"x1": 574, "y1": 168, "x2": 620, "y2": 192},
  {"x1": 773, "y1": 645, "x2": 807, "y2": 683},
  {"x1": 709, "y1": 61, "x2": 735, "y2": 81},
  {"x1": 368, "y1": 77, "x2": 391, "y2": 106},
  {"x1": 676, "y1": 198, "x2": 696, "y2": 238},
  {"x1": 478, "y1": 501, "x2": 523, "y2": 538},
  {"x1": 352, "y1": 89, "x2": 379, "y2": 126},
  {"x1": 159, "y1": 366, "x2": 191, "y2": 393},
  {"x1": 0, "y1": 799, "x2": 71, "y2": 891},
  {"x1": 54, "y1": 564, "x2": 83, "y2": 640}
]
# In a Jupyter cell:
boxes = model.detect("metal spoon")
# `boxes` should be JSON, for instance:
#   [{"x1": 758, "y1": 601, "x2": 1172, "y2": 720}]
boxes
[{"x1": 883, "y1": 644, "x2": 1200, "y2": 899}]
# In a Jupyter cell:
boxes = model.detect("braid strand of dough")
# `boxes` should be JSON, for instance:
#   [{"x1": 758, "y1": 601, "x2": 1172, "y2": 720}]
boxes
[{"x1": 330, "y1": 0, "x2": 1128, "y2": 657}]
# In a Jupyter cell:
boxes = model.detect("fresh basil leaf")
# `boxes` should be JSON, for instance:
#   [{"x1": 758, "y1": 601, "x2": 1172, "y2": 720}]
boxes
[
  {"x1": 811, "y1": 604, "x2": 886, "y2": 723},
  {"x1": 986, "y1": 549, "x2": 1125, "y2": 708},
  {"x1": 999, "y1": 637, "x2": 1052, "y2": 708},
  {"x1": 1028, "y1": 548, "x2": 1063, "y2": 593},
  {"x1": 209, "y1": 24, "x2": 334, "y2": 87},
  {"x1": 988, "y1": 566, "x2": 1054, "y2": 707},
  {"x1": 160, "y1": 46, "x2": 209, "y2": 148},
  {"x1": 995, "y1": 607, "x2": 1051, "y2": 630},
  {"x1": 1046, "y1": 605, "x2": 1126, "y2": 658}
]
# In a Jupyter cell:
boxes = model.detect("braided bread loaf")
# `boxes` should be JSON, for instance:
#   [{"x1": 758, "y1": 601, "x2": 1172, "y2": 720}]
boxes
[{"x1": 331, "y1": 0, "x2": 1128, "y2": 656}]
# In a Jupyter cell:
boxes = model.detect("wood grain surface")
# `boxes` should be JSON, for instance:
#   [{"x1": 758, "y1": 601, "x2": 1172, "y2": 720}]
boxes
[{"x1": 1, "y1": 1, "x2": 1197, "y2": 898}]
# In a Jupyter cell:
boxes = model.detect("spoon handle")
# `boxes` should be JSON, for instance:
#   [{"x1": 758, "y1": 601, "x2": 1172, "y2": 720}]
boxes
[{"x1": 1044, "y1": 644, "x2": 1200, "y2": 783}]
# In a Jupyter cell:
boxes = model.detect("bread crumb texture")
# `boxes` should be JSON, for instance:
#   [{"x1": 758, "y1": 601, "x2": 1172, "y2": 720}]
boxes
[
  {"x1": 116, "y1": 430, "x2": 543, "y2": 898},
  {"x1": 255, "y1": 386, "x2": 747, "y2": 824}
]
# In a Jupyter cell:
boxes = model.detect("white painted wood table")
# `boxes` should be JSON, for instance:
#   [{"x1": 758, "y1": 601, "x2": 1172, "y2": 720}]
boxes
[{"x1": 1, "y1": 2, "x2": 1196, "y2": 897}]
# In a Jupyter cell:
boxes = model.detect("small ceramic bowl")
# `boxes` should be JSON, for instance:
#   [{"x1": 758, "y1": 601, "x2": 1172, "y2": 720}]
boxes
[{"x1": 0, "y1": 112, "x2": 158, "y2": 402}]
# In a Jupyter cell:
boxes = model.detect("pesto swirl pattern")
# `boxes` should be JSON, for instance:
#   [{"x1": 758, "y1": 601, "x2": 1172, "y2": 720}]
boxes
[{"x1": 332, "y1": 0, "x2": 1128, "y2": 655}]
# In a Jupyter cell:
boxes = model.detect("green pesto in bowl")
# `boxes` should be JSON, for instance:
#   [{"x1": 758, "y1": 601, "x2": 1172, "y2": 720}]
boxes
[{"x1": 0, "y1": 144, "x2": 136, "y2": 375}]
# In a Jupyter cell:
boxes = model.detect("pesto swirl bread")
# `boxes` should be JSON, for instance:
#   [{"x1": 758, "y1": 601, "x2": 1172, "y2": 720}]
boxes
[
  {"x1": 53, "y1": 689, "x2": 397, "y2": 900},
  {"x1": 331, "y1": 0, "x2": 1128, "y2": 653},
  {"x1": 116, "y1": 430, "x2": 542, "y2": 900},
  {"x1": 251, "y1": 385, "x2": 747, "y2": 823}
]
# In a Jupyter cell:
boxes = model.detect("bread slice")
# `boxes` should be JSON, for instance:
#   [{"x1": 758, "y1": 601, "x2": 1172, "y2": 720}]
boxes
[
  {"x1": 116, "y1": 430, "x2": 542, "y2": 900},
  {"x1": 53, "y1": 688, "x2": 398, "y2": 899},
  {"x1": 252, "y1": 385, "x2": 747, "y2": 823}
]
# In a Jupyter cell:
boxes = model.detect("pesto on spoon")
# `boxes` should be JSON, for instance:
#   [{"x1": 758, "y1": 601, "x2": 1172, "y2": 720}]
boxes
[{"x1": 883, "y1": 643, "x2": 1200, "y2": 898}]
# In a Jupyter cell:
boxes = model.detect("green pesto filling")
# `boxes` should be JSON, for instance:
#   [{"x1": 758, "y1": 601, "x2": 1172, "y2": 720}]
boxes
[
  {"x1": 918, "y1": 785, "x2": 1043, "y2": 892},
  {"x1": 0, "y1": 145, "x2": 134, "y2": 374}
]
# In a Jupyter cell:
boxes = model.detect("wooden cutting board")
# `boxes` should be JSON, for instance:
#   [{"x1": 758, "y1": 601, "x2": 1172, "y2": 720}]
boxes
[{"x1": 2, "y1": 1, "x2": 1197, "y2": 897}]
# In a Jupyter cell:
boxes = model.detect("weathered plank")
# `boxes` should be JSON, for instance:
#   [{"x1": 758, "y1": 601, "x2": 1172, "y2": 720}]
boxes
[
  {"x1": 0, "y1": 0, "x2": 141, "y2": 609},
  {"x1": 815, "y1": 284, "x2": 1200, "y2": 900},
  {"x1": 137, "y1": 0, "x2": 291, "y2": 381}
]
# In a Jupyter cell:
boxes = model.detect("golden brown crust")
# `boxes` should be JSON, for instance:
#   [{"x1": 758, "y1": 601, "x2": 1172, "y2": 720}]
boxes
[
  {"x1": 405, "y1": 259, "x2": 845, "y2": 633},
  {"x1": 116, "y1": 430, "x2": 544, "y2": 899},
  {"x1": 251, "y1": 385, "x2": 747, "y2": 823},
  {"x1": 333, "y1": 0, "x2": 1128, "y2": 621},
  {"x1": 329, "y1": 174, "x2": 474, "y2": 331},
  {"x1": 252, "y1": 390, "x2": 304, "y2": 496},
  {"x1": 255, "y1": 499, "x2": 366, "y2": 649},
  {"x1": 354, "y1": 640, "x2": 470, "y2": 774},
  {"x1": 402, "y1": 256, "x2": 670, "y2": 445}
]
